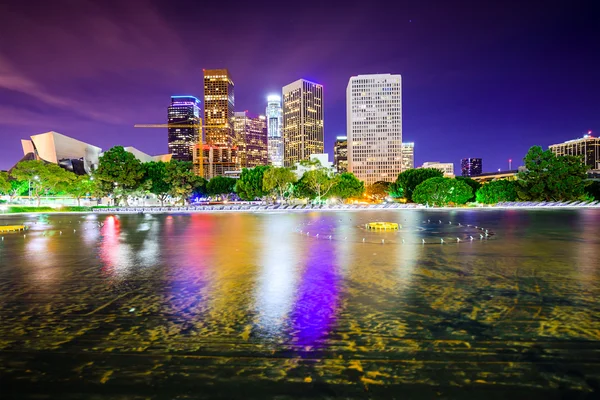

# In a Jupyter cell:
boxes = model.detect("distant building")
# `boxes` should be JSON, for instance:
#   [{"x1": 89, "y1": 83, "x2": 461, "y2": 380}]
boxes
[
  {"x1": 470, "y1": 170, "x2": 519, "y2": 183},
  {"x1": 549, "y1": 132, "x2": 600, "y2": 170},
  {"x1": 461, "y1": 158, "x2": 482, "y2": 177},
  {"x1": 292, "y1": 153, "x2": 334, "y2": 179},
  {"x1": 282, "y1": 79, "x2": 324, "y2": 166},
  {"x1": 334, "y1": 136, "x2": 348, "y2": 173},
  {"x1": 347, "y1": 74, "x2": 402, "y2": 185},
  {"x1": 167, "y1": 96, "x2": 201, "y2": 162},
  {"x1": 422, "y1": 161, "x2": 454, "y2": 177},
  {"x1": 233, "y1": 111, "x2": 268, "y2": 168},
  {"x1": 20, "y1": 131, "x2": 171, "y2": 175},
  {"x1": 266, "y1": 95, "x2": 284, "y2": 167},
  {"x1": 401, "y1": 142, "x2": 414, "y2": 172}
]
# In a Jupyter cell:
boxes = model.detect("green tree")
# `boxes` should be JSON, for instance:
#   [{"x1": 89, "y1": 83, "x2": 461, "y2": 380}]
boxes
[
  {"x1": 395, "y1": 168, "x2": 443, "y2": 202},
  {"x1": 388, "y1": 181, "x2": 404, "y2": 198},
  {"x1": 64, "y1": 174, "x2": 98, "y2": 206},
  {"x1": 301, "y1": 168, "x2": 338, "y2": 202},
  {"x1": 366, "y1": 181, "x2": 391, "y2": 201},
  {"x1": 263, "y1": 167, "x2": 297, "y2": 201},
  {"x1": 94, "y1": 146, "x2": 144, "y2": 205},
  {"x1": 0, "y1": 171, "x2": 10, "y2": 194},
  {"x1": 164, "y1": 161, "x2": 201, "y2": 205},
  {"x1": 143, "y1": 161, "x2": 171, "y2": 206},
  {"x1": 476, "y1": 180, "x2": 518, "y2": 204},
  {"x1": 235, "y1": 166, "x2": 271, "y2": 201},
  {"x1": 207, "y1": 176, "x2": 237, "y2": 200},
  {"x1": 413, "y1": 177, "x2": 473, "y2": 207},
  {"x1": 330, "y1": 172, "x2": 364, "y2": 200},
  {"x1": 8, "y1": 180, "x2": 28, "y2": 202},
  {"x1": 517, "y1": 146, "x2": 589, "y2": 201},
  {"x1": 585, "y1": 181, "x2": 600, "y2": 200},
  {"x1": 10, "y1": 161, "x2": 74, "y2": 206},
  {"x1": 455, "y1": 176, "x2": 481, "y2": 202}
]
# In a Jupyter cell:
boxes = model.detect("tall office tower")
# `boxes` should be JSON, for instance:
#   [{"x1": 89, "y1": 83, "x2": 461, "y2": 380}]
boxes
[
  {"x1": 167, "y1": 96, "x2": 201, "y2": 162},
  {"x1": 233, "y1": 111, "x2": 268, "y2": 168},
  {"x1": 346, "y1": 74, "x2": 402, "y2": 185},
  {"x1": 461, "y1": 158, "x2": 483, "y2": 177},
  {"x1": 282, "y1": 79, "x2": 324, "y2": 166},
  {"x1": 202, "y1": 69, "x2": 238, "y2": 178},
  {"x1": 266, "y1": 95, "x2": 283, "y2": 167},
  {"x1": 549, "y1": 131, "x2": 600, "y2": 170},
  {"x1": 401, "y1": 142, "x2": 414, "y2": 172},
  {"x1": 334, "y1": 136, "x2": 348, "y2": 173}
]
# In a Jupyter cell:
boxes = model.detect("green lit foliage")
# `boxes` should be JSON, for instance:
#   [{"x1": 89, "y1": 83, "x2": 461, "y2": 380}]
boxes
[
  {"x1": 387, "y1": 181, "x2": 404, "y2": 198},
  {"x1": 94, "y1": 146, "x2": 144, "y2": 205},
  {"x1": 395, "y1": 168, "x2": 443, "y2": 202},
  {"x1": 263, "y1": 167, "x2": 297, "y2": 201},
  {"x1": 8, "y1": 180, "x2": 28, "y2": 202},
  {"x1": 517, "y1": 146, "x2": 589, "y2": 201},
  {"x1": 330, "y1": 172, "x2": 364, "y2": 200},
  {"x1": 366, "y1": 181, "x2": 391, "y2": 201},
  {"x1": 413, "y1": 177, "x2": 473, "y2": 207},
  {"x1": 64, "y1": 174, "x2": 98, "y2": 206},
  {"x1": 455, "y1": 176, "x2": 481, "y2": 202},
  {"x1": 206, "y1": 176, "x2": 237, "y2": 200},
  {"x1": 235, "y1": 166, "x2": 271, "y2": 201},
  {"x1": 301, "y1": 169, "x2": 338, "y2": 201},
  {"x1": 10, "y1": 160, "x2": 75, "y2": 206},
  {"x1": 164, "y1": 161, "x2": 201, "y2": 205},
  {"x1": 0, "y1": 171, "x2": 10, "y2": 194},
  {"x1": 143, "y1": 161, "x2": 171, "y2": 206},
  {"x1": 476, "y1": 180, "x2": 518, "y2": 204}
]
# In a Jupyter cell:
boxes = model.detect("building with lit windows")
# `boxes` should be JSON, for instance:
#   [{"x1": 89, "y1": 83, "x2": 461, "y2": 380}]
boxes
[
  {"x1": 549, "y1": 132, "x2": 600, "y2": 170},
  {"x1": 167, "y1": 96, "x2": 201, "y2": 162},
  {"x1": 347, "y1": 74, "x2": 402, "y2": 185},
  {"x1": 202, "y1": 69, "x2": 238, "y2": 178},
  {"x1": 334, "y1": 136, "x2": 348, "y2": 173},
  {"x1": 422, "y1": 161, "x2": 454, "y2": 177},
  {"x1": 233, "y1": 111, "x2": 268, "y2": 168},
  {"x1": 401, "y1": 142, "x2": 414, "y2": 172},
  {"x1": 282, "y1": 79, "x2": 324, "y2": 166},
  {"x1": 461, "y1": 158, "x2": 483, "y2": 177},
  {"x1": 266, "y1": 95, "x2": 283, "y2": 167}
]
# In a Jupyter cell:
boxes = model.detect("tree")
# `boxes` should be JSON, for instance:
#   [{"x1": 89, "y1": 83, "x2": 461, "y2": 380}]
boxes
[
  {"x1": 206, "y1": 176, "x2": 237, "y2": 200},
  {"x1": 143, "y1": 161, "x2": 171, "y2": 206},
  {"x1": 366, "y1": 181, "x2": 391, "y2": 201},
  {"x1": 10, "y1": 160, "x2": 74, "y2": 206},
  {"x1": 412, "y1": 177, "x2": 473, "y2": 207},
  {"x1": 395, "y1": 168, "x2": 443, "y2": 202},
  {"x1": 263, "y1": 167, "x2": 297, "y2": 201},
  {"x1": 235, "y1": 166, "x2": 271, "y2": 201},
  {"x1": 301, "y1": 168, "x2": 338, "y2": 201},
  {"x1": 455, "y1": 176, "x2": 481, "y2": 202},
  {"x1": 64, "y1": 174, "x2": 97, "y2": 206},
  {"x1": 388, "y1": 181, "x2": 404, "y2": 198},
  {"x1": 8, "y1": 180, "x2": 28, "y2": 202},
  {"x1": 585, "y1": 181, "x2": 600, "y2": 200},
  {"x1": 94, "y1": 146, "x2": 144, "y2": 205},
  {"x1": 164, "y1": 161, "x2": 201, "y2": 205},
  {"x1": 476, "y1": 180, "x2": 518, "y2": 204},
  {"x1": 0, "y1": 171, "x2": 10, "y2": 195},
  {"x1": 330, "y1": 172, "x2": 364, "y2": 200},
  {"x1": 517, "y1": 146, "x2": 589, "y2": 201}
]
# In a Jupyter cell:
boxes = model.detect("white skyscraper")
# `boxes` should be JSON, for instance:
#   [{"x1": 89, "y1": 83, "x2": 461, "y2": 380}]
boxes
[
  {"x1": 346, "y1": 74, "x2": 402, "y2": 185},
  {"x1": 266, "y1": 95, "x2": 283, "y2": 167}
]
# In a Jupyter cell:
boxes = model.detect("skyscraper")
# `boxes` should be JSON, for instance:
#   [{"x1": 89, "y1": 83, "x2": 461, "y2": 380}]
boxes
[
  {"x1": 266, "y1": 95, "x2": 283, "y2": 167},
  {"x1": 282, "y1": 79, "x2": 324, "y2": 167},
  {"x1": 334, "y1": 136, "x2": 348, "y2": 173},
  {"x1": 401, "y1": 142, "x2": 414, "y2": 172},
  {"x1": 461, "y1": 158, "x2": 483, "y2": 177},
  {"x1": 347, "y1": 74, "x2": 402, "y2": 185},
  {"x1": 202, "y1": 69, "x2": 238, "y2": 178},
  {"x1": 233, "y1": 111, "x2": 268, "y2": 168},
  {"x1": 167, "y1": 96, "x2": 201, "y2": 162}
]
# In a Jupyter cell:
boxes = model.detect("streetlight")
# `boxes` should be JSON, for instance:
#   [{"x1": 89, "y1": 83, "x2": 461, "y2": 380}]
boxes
[{"x1": 29, "y1": 175, "x2": 39, "y2": 206}]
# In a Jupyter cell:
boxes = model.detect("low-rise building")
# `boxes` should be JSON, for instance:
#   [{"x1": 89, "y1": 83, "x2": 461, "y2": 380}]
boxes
[
  {"x1": 549, "y1": 132, "x2": 600, "y2": 170},
  {"x1": 421, "y1": 161, "x2": 454, "y2": 177},
  {"x1": 292, "y1": 153, "x2": 334, "y2": 179}
]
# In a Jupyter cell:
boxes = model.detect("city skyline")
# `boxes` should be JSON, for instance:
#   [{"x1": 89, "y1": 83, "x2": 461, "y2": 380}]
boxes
[{"x1": 0, "y1": 0, "x2": 598, "y2": 172}]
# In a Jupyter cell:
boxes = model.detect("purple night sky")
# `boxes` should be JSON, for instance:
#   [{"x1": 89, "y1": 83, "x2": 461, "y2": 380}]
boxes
[{"x1": 0, "y1": 0, "x2": 598, "y2": 172}]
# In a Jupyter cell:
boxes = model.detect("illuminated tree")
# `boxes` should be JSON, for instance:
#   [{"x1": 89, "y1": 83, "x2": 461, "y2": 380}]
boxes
[
  {"x1": 476, "y1": 180, "x2": 518, "y2": 204},
  {"x1": 64, "y1": 174, "x2": 98, "y2": 206},
  {"x1": 301, "y1": 168, "x2": 338, "y2": 202},
  {"x1": 366, "y1": 181, "x2": 391, "y2": 201},
  {"x1": 94, "y1": 146, "x2": 144, "y2": 205},
  {"x1": 455, "y1": 176, "x2": 481, "y2": 202},
  {"x1": 0, "y1": 171, "x2": 10, "y2": 195},
  {"x1": 395, "y1": 168, "x2": 443, "y2": 202},
  {"x1": 165, "y1": 161, "x2": 202, "y2": 205},
  {"x1": 330, "y1": 172, "x2": 364, "y2": 200},
  {"x1": 263, "y1": 167, "x2": 297, "y2": 201},
  {"x1": 143, "y1": 161, "x2": 171, "y2": 206},
  {"x1": 412, "y1": 177, "x2": 472, "y2": 207},
  {"x1": 206, "y1": 176, "x2": 237, "y2": 201},
  {"x1": 235, "y1": 166, "x2": 271, "y2": 201},
  {"x1": 10, "y1": 160, "x2": 74, "y2": 206}
]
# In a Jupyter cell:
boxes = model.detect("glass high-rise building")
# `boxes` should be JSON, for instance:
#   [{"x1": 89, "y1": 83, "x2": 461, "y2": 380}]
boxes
[
  {"x1": 401, "y1": 142, "x2": 414, "y2": 172},
  {"x1": 233, "y1": 111, "x2": 268, "y2": 168},
  {"x1": 334, "y1": 136, "x2": 348, "y2": 173},
  {"x1": 266, "y1": 95, "x2": 283, "y2": 167},
  {"x1": 282, "y1": 79, "x2": 324, "y2": 167},
  {"x1": 167, "y1": 96, "x2": 201, "y2": 162},
  {"x1": 461, "y1": 158, "x2": 483, "y2": 177},
  {"x1": 549, "y1": 132, "x2": 600, "y2": 170},
  {"x1": 347, "y1": 74, "x2": 402, "y2": 185}
]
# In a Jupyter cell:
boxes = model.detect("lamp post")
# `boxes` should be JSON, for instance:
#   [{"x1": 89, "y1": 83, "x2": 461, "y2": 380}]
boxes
[
  {"x1": 29, "y1": 175, "x2": 39, "y2": 206},
  {"x1": 509, "y1": 159, "x2": 512, "y2": 170}
]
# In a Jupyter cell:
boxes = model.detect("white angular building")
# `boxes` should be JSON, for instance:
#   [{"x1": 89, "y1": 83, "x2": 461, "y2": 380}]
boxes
[
  {"x1": 421, "y1": 161, "x2": 455, "y2": 177},
  {"x1": 346, "y1": 74, "x2": 402, "y2": 185}
]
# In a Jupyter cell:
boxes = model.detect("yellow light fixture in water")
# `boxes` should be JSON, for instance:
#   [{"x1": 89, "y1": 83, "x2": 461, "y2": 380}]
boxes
[{"x1": 365, "y1": 222, "x2": 400, "y2": 231}]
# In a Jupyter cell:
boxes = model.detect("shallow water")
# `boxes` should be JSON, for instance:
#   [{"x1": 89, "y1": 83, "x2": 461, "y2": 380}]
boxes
[{"x1": 1, "y1": 210, "x2": 599, "y2": 398}]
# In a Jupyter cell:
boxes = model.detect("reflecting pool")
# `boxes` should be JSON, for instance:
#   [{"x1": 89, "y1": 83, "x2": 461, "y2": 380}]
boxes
[{"x1": 1, "y1": 210, "x2": 599, "y2": 398}]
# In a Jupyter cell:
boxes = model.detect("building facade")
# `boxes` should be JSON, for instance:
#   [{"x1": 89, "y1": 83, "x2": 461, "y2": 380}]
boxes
[
  {"x1": 401, "y1": 142, "x2": 414, "y2": 172},
  {"x1": 266, "y1": 95, "x2": 284, "y2": 167},
  {"x1": 282, "y1": 79, "x2": 324, "y2": 167},
  {"x1": 292, "y1": 153, "x2": 334, "y2": 179},
  {"x1": 203, "y1": 69, "x2": 238, "y2": 178},
  {"x1": 346, "y1": 74, "x2": 402, "y2": 185},
  {"x1": 549, "y1": 133, "x2": 600, "y2": 170},
  {"x1": 334, "y1": 136, "x2": 348, "y2": 173},
  {"x1": 461, "y1": 158, "x2": 483, "y2": 177},
  {"x1": 422, "y1": 161, "x2": 454, "y2": 177},
  {"x1": 167, "y1": 96, "x2": 201, "y2": 162},
  {"x1": 233, "y1": 111, "x2": 268, "y2": 168}
]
